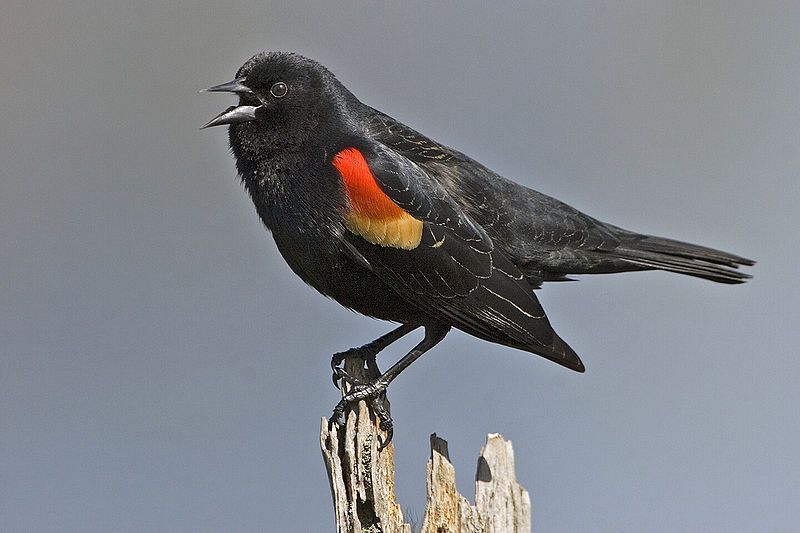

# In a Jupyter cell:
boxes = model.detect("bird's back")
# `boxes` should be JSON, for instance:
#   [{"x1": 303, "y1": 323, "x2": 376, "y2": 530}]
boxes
[{"x1": 362, "y1": 109, "x2": 753, "y2": 285}]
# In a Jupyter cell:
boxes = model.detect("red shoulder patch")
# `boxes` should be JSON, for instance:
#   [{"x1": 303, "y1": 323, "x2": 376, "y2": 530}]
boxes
[
  {"x1": 332, "y1": 147, "x2": 422, "y2": 249},
  {"x1": 332, "y1": 147, "x2": 406, "y2": 220}
]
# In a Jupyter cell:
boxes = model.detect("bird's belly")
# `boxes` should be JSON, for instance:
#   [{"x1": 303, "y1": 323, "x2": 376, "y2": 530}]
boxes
[{"x1": 270, "y1": 228, "x2": 426, "y2": 323}]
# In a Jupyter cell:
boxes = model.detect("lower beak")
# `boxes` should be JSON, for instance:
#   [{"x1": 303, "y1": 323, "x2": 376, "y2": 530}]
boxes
[{"x1": 201, "y1": 104, "x2": 263, "y2": 129}]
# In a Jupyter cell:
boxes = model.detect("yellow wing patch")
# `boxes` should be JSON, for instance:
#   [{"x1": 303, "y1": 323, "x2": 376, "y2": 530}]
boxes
[
  {"x1": 333, "y1": 147, "x2": 423, "y2": 250},
  {"x1": 344, "y1": 211, "x2": 423, "y2": 250}
]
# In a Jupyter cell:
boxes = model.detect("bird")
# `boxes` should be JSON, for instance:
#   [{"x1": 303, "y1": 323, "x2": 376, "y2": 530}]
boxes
[{"x1": 203, "y1": 51, "x2": 754, "y2": 445}]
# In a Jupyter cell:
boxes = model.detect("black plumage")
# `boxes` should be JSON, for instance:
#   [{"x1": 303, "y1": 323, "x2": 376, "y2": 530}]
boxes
[{"x1": 203, "y1": 52, "x2": 753, "y2": 441}]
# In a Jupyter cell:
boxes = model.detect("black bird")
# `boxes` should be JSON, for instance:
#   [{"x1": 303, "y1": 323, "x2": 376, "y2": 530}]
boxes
[{"x1": 203, "y1": 52, "x2": 753, "y2": 443}]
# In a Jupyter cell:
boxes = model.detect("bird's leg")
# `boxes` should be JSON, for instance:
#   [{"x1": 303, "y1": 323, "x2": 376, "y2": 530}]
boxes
[
  {"x1": 331, "y1": 325, "x2": 450, "y2": 449},
  {"x1": 331, "y1": 324, "x2": 418, "y2": 388}
]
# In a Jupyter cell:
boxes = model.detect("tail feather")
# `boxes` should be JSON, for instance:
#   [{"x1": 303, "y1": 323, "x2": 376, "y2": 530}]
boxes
[
  {"x1": 614, "y1": 234, "x2": 755, "y2": 284},
  {"x1": 633, "y1": 235, "x2": 755, "y2": 268}
]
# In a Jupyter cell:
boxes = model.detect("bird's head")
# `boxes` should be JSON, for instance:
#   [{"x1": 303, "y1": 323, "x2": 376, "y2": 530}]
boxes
[{"x1": 202, "y1": 52, "x2": 353, "y2": 145}]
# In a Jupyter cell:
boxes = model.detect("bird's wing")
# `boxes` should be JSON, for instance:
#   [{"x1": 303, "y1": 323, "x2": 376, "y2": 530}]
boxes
[
  {"x1": 363, "y1": 111, "x2": 630, "y2": 275},
  {"x1": 364, "y1": 111, "x2": 753, "y2": 285},
  {"x1": 363, "y1": 109, "x2": 457, "y2": 164},
  {"x1": 414, "y1": 161, "x2": 754, "y2": 282},
  {"x1": 332, "y1": 143, "x2": 584, "y2": 371}
]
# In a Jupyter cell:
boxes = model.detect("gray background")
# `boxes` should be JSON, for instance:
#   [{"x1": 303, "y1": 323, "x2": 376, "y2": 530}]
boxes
[{"x1": 2, "y1": 1, "x2": 797, "y2": 531}]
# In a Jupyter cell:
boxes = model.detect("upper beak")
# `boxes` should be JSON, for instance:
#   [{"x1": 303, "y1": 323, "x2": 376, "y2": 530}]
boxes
[
  {"x1": 201, "y1": 77, "x2": 262, "y2": 129},
  {"x1": 203, "y1": 77, "x2": 254, "y2": 96}
]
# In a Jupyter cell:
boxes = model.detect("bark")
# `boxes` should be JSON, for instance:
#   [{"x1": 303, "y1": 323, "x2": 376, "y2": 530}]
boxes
[{"x1": 321, "y1": 359, "x2": 531, "y2": 532}]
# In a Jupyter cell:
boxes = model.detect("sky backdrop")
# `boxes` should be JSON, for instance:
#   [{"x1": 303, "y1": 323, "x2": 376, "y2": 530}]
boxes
[{"x1": 2, "y1": 1, "x2": 798, "y2": 531}]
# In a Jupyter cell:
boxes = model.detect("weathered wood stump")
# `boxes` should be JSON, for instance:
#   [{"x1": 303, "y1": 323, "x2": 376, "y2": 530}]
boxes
[{"x1": 320, "y1": 358, "x2": 531, "y2": 532}]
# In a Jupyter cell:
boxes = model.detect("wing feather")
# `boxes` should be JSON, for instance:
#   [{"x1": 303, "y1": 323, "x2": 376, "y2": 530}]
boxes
[{"x1": 340, "y1": 144, "x2": 584, "y2": 371}]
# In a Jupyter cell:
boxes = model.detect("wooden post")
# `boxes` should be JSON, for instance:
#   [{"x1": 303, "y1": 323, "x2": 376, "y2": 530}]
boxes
[{"x1": 320, "y1": 358, "x2": 531, "y2": 532}]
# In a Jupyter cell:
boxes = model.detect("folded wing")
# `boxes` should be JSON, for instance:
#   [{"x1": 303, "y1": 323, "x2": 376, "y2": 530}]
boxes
[{"x1": 333, "y1": 143, "x2": 585, "y2": 372}]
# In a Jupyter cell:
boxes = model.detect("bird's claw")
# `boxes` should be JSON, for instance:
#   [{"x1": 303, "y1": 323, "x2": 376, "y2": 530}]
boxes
[
  {"x1": 372, "y1": 394, "x2": 393, "y2": 450},
  {"x1": 330, "y1": 347, "x2": 380, "y2": 388},
  {"x1": 329, "y1": 403, "x2": 346, "y2": 428},
  {"x1": 328, "y1": 381, "x2": 394, "y2": 450},
  {"x1": 331, "y1": 347, "x2": 368, "y2": 369},
  {"x1": 331, "y1": 366, "x2": 366, "y2": 390}
]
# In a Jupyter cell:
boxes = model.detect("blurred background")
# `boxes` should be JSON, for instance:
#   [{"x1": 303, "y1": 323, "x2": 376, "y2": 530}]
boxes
[{"x1": 2, "y1": 1, "x2": 797, "y2": 531}]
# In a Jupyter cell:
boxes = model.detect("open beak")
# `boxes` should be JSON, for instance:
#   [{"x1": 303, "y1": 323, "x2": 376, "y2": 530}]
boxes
[{"x1": 201, "y1": 77, "x2": 263, "y2": 129}]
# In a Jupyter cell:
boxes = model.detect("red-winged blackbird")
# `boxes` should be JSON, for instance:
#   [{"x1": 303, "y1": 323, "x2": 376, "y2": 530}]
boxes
[{"x1": 203, "y1": 52, "x2": 753, "y2": 442}]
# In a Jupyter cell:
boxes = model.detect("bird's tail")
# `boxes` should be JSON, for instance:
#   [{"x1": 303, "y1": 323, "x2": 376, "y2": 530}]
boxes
[{"x1": 613, "y1": 234, "x2": 755, "y2": 284}]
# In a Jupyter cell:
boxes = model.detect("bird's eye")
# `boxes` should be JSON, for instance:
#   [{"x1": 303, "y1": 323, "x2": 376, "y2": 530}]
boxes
[{"x1": 270, "y1": 82, "x2": 288, "y2": 98}]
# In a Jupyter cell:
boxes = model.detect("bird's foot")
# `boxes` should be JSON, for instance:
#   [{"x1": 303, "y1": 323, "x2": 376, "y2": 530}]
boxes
[
  {"x1": 329, "y1": 378, "x2": 393, "y2": 450},
  {"x1": 330, "y1": 347, "x2": 380, "y2": 389},
  {"x1": 331, "y1": 366, "x2": 367, "y2": 388}
]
